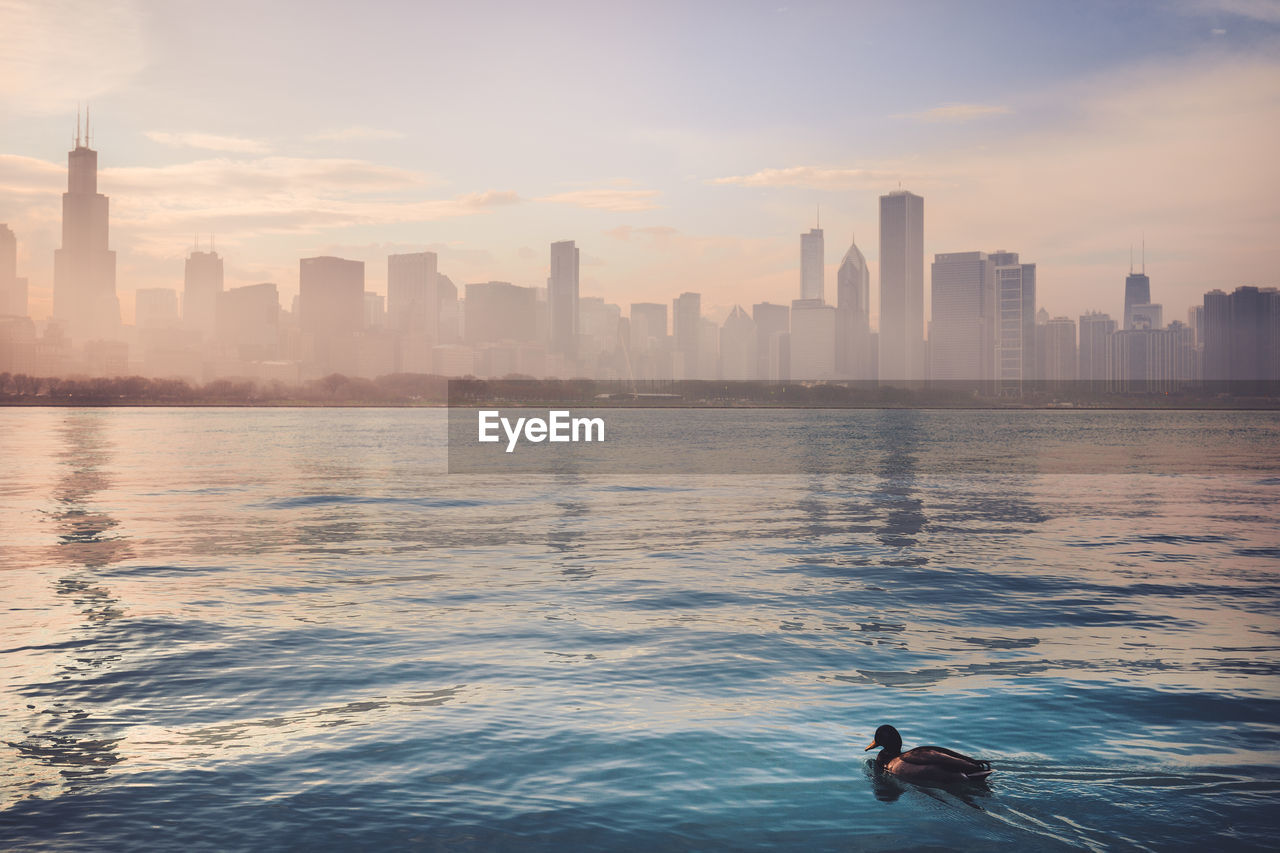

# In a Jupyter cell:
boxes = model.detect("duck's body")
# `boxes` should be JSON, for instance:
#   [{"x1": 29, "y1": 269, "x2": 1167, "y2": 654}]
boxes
[{"x1": 866, "y1": 725, "x2": 993, "y2": 786}]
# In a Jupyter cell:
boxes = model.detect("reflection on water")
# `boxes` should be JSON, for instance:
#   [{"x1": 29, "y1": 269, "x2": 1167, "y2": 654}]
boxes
[
  {"x1": 0, "y1": 407, "x2": 1277, "y2": 851},
  {"x1": 10, "y1": 412, "x2": 131, "y2": 798}
]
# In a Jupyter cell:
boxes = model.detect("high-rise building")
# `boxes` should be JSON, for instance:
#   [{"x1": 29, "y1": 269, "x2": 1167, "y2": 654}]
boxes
[
  {"x1": 719, "y1": 306, "x2": 756, "y2": 380},
  {"x1": 0, "y1": 229, "x2": 27, "y2": 319},
  {"x1": 300, "y1": 256, "x2": 364, "y2": 375},
  {"x1": 578, "y1": 297, "x2": 622, "y2": 365},
  {"x1": 218, "y1": 283, "x2": 280, "y2": 360},
  {"x1": 135, "y1": 288, "x2": 179, "y2": 329},
  {"x1": 994, "y1": 257, "x2": 1036, "y2": 388},
  {"x1": 790, "y1": 298, "x2": 836, "y2": 380},
  {"x1": 629, "y1": 302, "x2": 667, "y2": 354},
  {"x1": 1078, "y1": 311, "x2": 1116, "y2": 383},
  {"x1": 0, "y1": 225, "x2": 29, "y2": 318},
  {"x1": 363, "y1": 292, "x2": 386, "y2": 329},
  {"x1": 183, "y1": 247, "x2": 224, "y2": 339},
  {"x1": 1041, "y1": 316, "x2": 1078, "y2": 382},
  {"x1": 752, "y1": 302, "x2": 790, "y2": 381},
  {"x1": 1202, "y1": 286, "x2": 1280, "y2": 381},
  {"x1": 465, "y1": 281, "x2": 538, "y2": 344},
  {"x1": 1187, "y1": 305, "x2": 1205, "y2": 348},
  {"x1": 929, "y1": 251, "x2": 995, "y2": 381},
  {"x1": 800, "y1": 227, "x2": 824, "y2": 302},
  {"x1": 1123, "y1": 269, "x2": 1151, "y2": 331},
  {"x1": 1129, "y1": 302, "x2": 1162, "y2": 330},
  {"x1": 387, "y1": 252, "x2": 438, "y2": 337},
  {"x1": 673, "y1": 292, "x2": 701, "y2": 379},
  {"x1": 53, "y1": 118, "x2": 119, "y2": 342},
  {"x1": 548, "y1": 240, "x2": 579, "y2": 360},
  {"x1": 878, "y1": 190, "x2": 924, "y2": 381},
  {"x1": 836, "y1": 235, "x2": 872, "y2": 379}
]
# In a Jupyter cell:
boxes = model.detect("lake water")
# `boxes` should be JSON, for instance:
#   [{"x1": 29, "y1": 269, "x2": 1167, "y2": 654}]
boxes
[{"x1": 1, "y1": 407, "x2": 1278, "y2": 851}]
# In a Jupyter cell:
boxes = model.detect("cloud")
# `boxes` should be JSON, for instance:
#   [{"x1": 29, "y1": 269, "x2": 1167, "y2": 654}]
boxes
[
  {"x1": 1180, "y1": 0, "x2": 1280, "y2": 23},
  {"x1": 538, "y1": 188, "x2": 661, "y2": 211},
  {"x1": 710, "y1": 165, "x2": 917, "y2": 190},
  {"x1": 308, "y1": 126, "x2": 407, "y2": 143},
  {"x1": 145, "y1": 131, "x2": 271, "y2": 154},
  {"x1": 894, "y1": 103, "x2": 1013, "y2": 123},
  {"x1": 0, "y1": 154, "x2": 65, "y2": 198},
  {"x1": 0, "y1": 0, "x2": 147, "y2": 113}
]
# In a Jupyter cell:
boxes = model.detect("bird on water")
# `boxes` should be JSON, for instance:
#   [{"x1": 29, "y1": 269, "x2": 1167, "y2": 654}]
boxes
[{"x1": 865, "y1": 724, "x2": 993, "y2": 785}]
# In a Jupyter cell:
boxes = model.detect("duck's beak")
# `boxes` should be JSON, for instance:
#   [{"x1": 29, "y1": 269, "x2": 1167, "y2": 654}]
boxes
[{"x1": 864, "y1": 739, "x2": 878, "y2": 751}]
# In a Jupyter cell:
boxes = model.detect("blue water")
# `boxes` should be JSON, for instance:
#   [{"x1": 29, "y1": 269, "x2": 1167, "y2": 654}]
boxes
[{"x1": 1, "y1": 408, "x2": 1278, "y2": 851}]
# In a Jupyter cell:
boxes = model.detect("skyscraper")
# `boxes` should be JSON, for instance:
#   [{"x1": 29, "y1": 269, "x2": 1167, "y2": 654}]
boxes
[
  {"x1": 0, "y1": 225, "x2": 29, "y2": 318},
  {"x1": 752, "y1": 302, "x2": 789, "y2": 381},
  {"x1": 878, "y1": 190, "x2": 924, "y2": 381},
  {"x1": 1123, "y1": 267, "x2": 1151, "y2": 331},
  {"x1": 548, "y1": 240, "x2": 579, "y2": 360},
  {"x1": 836, "y1": 235, "x2": 872, "y2": 379},
  {"x1": 183, "y1": 247, "x2": 224, "y2": 339},
  {"x1": 1203, "y1": 286, "x2": 1280, "y2": 381},
  {"x1": 1041, "y1": 316, "x2": 1078, "y2": 382},
  {"x1": 719, "y1": 306, "x2": 756, "y2": 380},
  {"x1": 1078, "y1": 311, "x2": 1116, "y2": 384},
  {"x1": 387, "y1": 252, "x2": 440, "y2": 373},
  {"x1": 800, "y1": 227, "x2": 824, "y2": 302},
  {"x1": 465, "y1": 282, "x2": 538, "y2": 344},
  {"x1": 628, "y1": 302, "x2": 667, "y2": 353},
  {"x1": 673, "y1": 291, "x2": 701, "y2": 379},
  {"x1": 789, "y1": 298, "x2": 836, "y2": 379},
  {"x1": 300, "y1": 256, "x2": 364, "y2": 376},
  {"x1": 53, "y1": 117, "x2": 119, "y2": 342},
  {"x1": 994, "y1": 257, "x2": 1036, "y2": 388},
  {"x1": 387, "y1": 251, "x2": 438, "y2": 336},
  {"x1": 929, "y1": 251, "x2": 994, "y2": 381}
]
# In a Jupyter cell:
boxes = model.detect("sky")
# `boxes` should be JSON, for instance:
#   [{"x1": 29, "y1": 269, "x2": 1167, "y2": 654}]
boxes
[{"x1": 1, "y1": 0, "x2": 1278, "y2": 327}]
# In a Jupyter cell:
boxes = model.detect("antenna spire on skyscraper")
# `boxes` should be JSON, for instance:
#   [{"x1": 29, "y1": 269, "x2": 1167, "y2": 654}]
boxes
[
  {"x1": 76, "y1": 104, "x2": 81, "y2": 148},
  {"x1": 1142, "y1": 234, "x2": 1145, "y2": 274},
  {"x1": 86, "y1": 104, "x2": 91, "y2": 147}
]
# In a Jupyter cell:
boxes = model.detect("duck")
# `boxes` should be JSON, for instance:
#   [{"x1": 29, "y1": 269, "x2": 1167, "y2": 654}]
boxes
[{"x1": 865, "y1": 724, "x2": 993, "y2": 785}]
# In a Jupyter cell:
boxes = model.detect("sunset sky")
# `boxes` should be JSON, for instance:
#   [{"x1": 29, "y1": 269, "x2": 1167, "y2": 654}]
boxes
[{"x1": 1, "y1": 0, "x2": 1278, "y2": 326}]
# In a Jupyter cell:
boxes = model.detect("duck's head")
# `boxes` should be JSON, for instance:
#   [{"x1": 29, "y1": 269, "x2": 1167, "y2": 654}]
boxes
[{"x1": 865, "y1": 724, "x2": 903, "y2": 755}]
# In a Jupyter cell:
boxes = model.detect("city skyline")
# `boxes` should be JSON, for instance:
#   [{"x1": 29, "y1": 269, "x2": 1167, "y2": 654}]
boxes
[
  {"x1": 1, "y1": 1, "x2": 1278, "y2": 330},
  {"x1": 2, "y1": 123, "x2": 1275, "y2": 387}
]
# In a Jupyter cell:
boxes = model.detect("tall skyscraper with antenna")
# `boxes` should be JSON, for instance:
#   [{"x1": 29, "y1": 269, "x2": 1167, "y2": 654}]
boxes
[
  {"x1": 184, "y1": 237, "x2": 224, "y2": 339},
  {"x1": 1123, "y1": 242, "x2": 1151, "y2": 331},
  {"x1": 53, "y1": 110, "x2": 120, "y2": 342}
]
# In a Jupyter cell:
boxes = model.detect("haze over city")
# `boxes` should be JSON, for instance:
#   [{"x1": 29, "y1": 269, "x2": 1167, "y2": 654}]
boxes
[{"x1": 2, "y1": 0, "x2": 1278, "y2": 333}]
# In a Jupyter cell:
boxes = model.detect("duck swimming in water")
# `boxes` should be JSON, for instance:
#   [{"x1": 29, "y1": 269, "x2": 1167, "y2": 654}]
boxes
[{"x1": 865, "y1": 724, "x2": 993, "y2": 785}]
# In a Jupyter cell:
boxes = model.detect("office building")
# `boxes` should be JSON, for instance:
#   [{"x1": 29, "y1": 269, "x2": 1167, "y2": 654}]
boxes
[
  {"x1": 184, "y1": 247, "x2": 224, "y2": 339},
  {"x1": 1078, "y1": 311, "x2": 1116, "y2": 383},
  {"x1": 548, "y1": 240, "x2": 579, "y2": 359},
  {"x1": 300, "y1": 256, "x2": 364, "y2": 375},
  {"x1": 790, "y1": 298, "x2": 836, "y2": 380},
  {"x1": 0, "y1": 225, "x2": 29, "y2": 318},
  {"x1": 800, "y1": 227, "x2": 824, "y2": 302},
  {"x1": 929, "y1": 251, "x2": 994, "y2": 381},
  {"x1": 673, "y1": 291, "x2": 701, "y2": 379},
  {"x1": 52, "y1": 117, "x2": 120, "y2": 342},
  {"x1": 878, "y1": 190, "x2": 924, "y2": 381},
  {"x1": 752, "y1": 302, "x2": 790, "y2": 381},
  {"x1": 836, "y1": 235, "x2": 872, "y2": 379}
]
